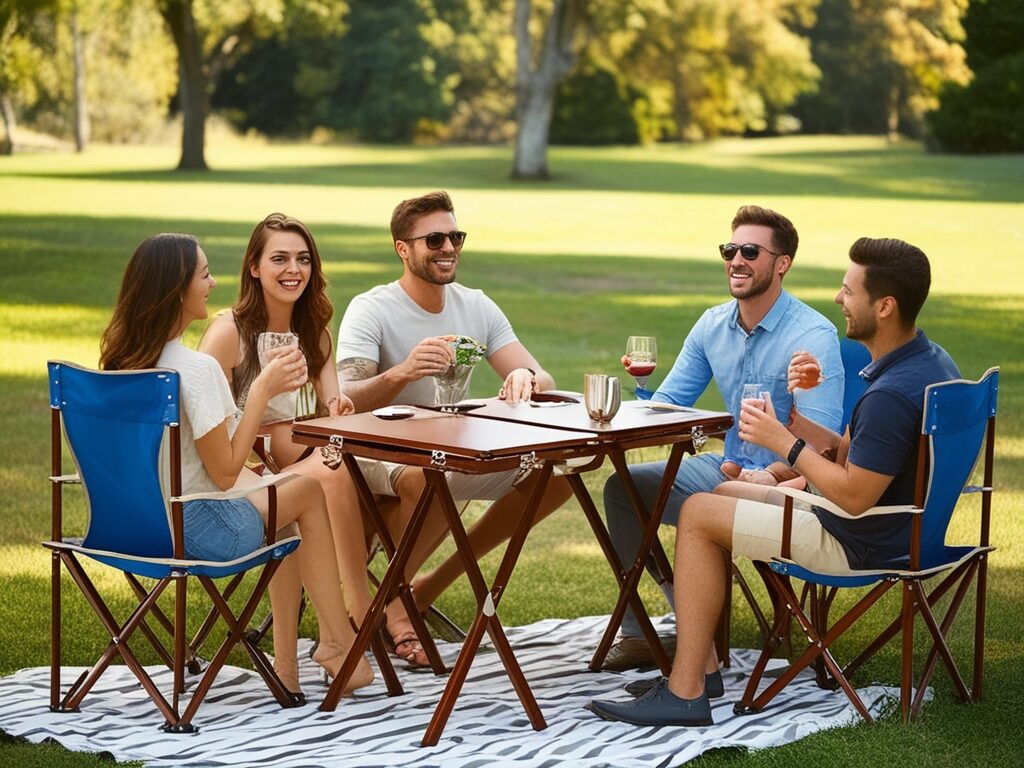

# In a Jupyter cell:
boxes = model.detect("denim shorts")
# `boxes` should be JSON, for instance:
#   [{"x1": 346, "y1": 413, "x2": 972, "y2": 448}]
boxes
[{"x1": 183, "y1": 498, "x2": 264, "y2": 561}]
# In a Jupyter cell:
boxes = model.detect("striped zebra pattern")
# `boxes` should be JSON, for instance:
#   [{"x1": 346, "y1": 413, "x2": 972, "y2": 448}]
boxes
[{"x1": 0, "y1": 614, "x2": 911, "y2": 767}]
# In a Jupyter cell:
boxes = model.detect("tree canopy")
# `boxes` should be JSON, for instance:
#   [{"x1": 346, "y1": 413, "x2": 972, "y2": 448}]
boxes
[{"x1": 0, "y1": 0, "x2": 1010, "y2": 164}]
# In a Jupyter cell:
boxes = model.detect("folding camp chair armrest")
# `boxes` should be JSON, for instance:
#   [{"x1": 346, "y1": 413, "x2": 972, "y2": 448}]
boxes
[
  {"x1": 770, "y1": 485, "x2": 921, "y2": 520},
  {"x1": 171, "y1": 471, "x2": 300, "y2": 504},
  {"x1": 251, "y1": 433, "x2": 281, "y2": 475},
  {"x1": 49, "y1": 473, "x2": 81, "y2": 485}
]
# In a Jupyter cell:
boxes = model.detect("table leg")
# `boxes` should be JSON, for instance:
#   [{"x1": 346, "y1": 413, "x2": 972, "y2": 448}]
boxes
[
  {"x1": 421, "y1": 464, "x2": 552, "y2": 746},
  {"x1": 320, "y1": 474, "x2": 438, "y2": 711},
  {"x1": 341, "y1": 453, "x2": 447, "y2": 676},
  {"x1": 588, "y1": 444, "x2": 688, "y2": 674},
  {"x1": 566, "y1": 472, "x2": 671, "y2": 673}
]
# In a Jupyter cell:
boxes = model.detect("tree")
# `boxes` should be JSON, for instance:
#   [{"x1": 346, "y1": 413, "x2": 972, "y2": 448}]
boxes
[
  {"x1": 928, "y1": 0, "x2": 1024, "y2": 152},
  {"x1": 156, "y1": 0, "x2": 282, "y2": 170},
  {"x1": 607, "y1": 0, "x2": 820, "y2": 141},
  {"x1": 794, "y1": 0, "x2": 968, "y2": 139},
  {"x1": 332, "y1": 0, "x2": 456, "y2": 142},
  {"x1": 512, "y1": 0, "x2": 583, "y2": 178},
  {"x1": 0, "y1": 0, "x2": 57, "y2": 154}
]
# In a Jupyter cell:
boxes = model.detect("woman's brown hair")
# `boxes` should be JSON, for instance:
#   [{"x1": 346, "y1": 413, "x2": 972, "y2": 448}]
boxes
[
  {"x1": 100, "y1": 233, "x2": 199, "y2": 370},
  {"x1": 232, "y1": 213, "x2": 333, "y2": 402}
]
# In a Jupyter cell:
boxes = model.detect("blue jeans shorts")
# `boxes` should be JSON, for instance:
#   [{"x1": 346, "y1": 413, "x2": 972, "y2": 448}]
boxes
[{"x1": 183, "y1": 498, "x2": 264, "y2": 561}]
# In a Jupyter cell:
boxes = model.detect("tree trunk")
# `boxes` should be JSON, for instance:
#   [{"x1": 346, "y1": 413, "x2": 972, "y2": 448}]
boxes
[
  {"x1": 71, "y1": 9, "x2": 90, "y2": 152},
  {"x1": 511, "y1": 0, "x2": 579, "y2": 179},
  {"x1": 159, "y1": 0, "x2": 208, "y2": 170},
  {"x1": 886, "y1": 84, "x2": 901, "y2": 143},
  {"x1": 0, "y1": 94, "x2": 16, "y2": 155}
]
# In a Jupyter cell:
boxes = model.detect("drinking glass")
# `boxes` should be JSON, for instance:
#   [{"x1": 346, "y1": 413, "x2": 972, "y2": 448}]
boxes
[
  {"x1": 624, "y1": 336, "x2": 657, "y2": 395},
  {"x1": 256, "y1": 331, "x2": 299, "y2": 368},
  {"x1": 584, "y1": 374, "x2": 621, "y2": 423},
  {"x1": 741, "y1": 382, "x2": 769, "y2": 412}
]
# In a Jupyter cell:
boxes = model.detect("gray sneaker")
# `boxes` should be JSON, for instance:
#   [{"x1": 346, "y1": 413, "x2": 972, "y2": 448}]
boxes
[
  {"x1": 624, "y1": 670, "x2": 724, "y2": 699},
  {"x1": 588, "y1": 678, "x2": 713, "y2": 727}
]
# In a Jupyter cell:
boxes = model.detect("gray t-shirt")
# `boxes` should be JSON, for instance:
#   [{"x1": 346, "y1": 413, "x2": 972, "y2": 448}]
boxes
[{"x1": 336, "y1": 281, "x2": 518, "y2": 406}]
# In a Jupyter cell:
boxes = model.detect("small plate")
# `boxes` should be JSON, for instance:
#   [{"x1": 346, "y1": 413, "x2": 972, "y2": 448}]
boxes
[
  {"x1": 372, "y1": 406, "x2": 416, "y2": 420},
  {"x1": 644, "y1": 402, "x2": 697, "y2": 413}
]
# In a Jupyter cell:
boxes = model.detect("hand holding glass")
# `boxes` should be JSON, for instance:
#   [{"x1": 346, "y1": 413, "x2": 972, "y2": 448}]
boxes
[{"x1": 741, "y1": 383, "x2": 770, "y2": 412}]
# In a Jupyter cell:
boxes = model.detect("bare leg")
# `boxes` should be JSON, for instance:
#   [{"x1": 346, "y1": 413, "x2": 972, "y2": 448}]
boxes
[
  {"x1": 267, "y1": 534, "x2": 301, "y2": 693},
  {"x1": 287, "y1": 454, "x2": 373, "y2": 624},
  {"x1": 667, "y1": 493, "x2": 737, "y2": 699},
  {"x1": 713, "y1": 481, "x2": 786, "y2": 505},
  {"x1": 411, "y1": 474, "x2": 573, "y2": 607},
  {"x1": 248, "y1": 474, "x2": 373, "y2": 693}
]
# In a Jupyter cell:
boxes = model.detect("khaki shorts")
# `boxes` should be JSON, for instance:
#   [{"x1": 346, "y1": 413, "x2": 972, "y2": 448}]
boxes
[
  {"x1": 353, "y1": 457, "x2": 524, "y2": 502},
  {"x1": 732, "y1": 498, "x2": 851, "y2": 572}
]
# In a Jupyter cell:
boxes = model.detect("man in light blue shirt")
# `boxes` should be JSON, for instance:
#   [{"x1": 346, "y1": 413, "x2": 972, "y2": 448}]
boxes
[{"x1": 602, "y1": 204, "x2": 844, "y2": 671}]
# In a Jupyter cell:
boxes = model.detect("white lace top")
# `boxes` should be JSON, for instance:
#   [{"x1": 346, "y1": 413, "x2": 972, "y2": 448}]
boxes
[{"x1": 158, "y1": 339, "x2": 241, "y2": 496}]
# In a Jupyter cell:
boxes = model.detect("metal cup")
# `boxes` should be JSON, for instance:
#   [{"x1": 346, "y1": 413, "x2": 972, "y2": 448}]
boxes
[{"x1": 584, "y1": 374, "x2": 621, "y2": 422}]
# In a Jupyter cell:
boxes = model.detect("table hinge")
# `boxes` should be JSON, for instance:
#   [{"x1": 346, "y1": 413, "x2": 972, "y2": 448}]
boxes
[
  {"x1": 690, "y1": 425, "x2": 707, "y2": 452},
  {"x1": 431, "y1": 450, "x2": 447, "y2": 467},
  {"x1": 320, "y1": 435, "x2": 344, "y2": 469},
  {"x1": 519, "y1": 451, "x2": 541, "y2": 472}
]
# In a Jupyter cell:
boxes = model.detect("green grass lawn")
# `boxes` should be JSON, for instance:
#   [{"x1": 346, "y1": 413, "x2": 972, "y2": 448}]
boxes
[{"x1": 1, "y1": 135, "x2": 1023, "y2": 767}]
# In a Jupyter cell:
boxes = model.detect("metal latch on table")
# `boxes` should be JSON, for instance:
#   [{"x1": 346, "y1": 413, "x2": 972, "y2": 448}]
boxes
[
  {"x1": 320, "y1": 434, "x2": 344, "y2": 469},
  {"x1": 431, "y1": 450, "x2": 447, "y2": 467},
  {"x1": 690, "y1": 425, "x2": 707, "y2": 452}
]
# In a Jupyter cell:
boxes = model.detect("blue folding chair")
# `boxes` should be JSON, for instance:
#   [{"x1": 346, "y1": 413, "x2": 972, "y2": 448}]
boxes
[
  {"x1": 840, "y1": 338, "x2": 871, "y2": 430},
  {"x1": 44, "y1": 361, "x2": 302, "y2": 732},
  {"x1": 735, "y1": 367, "x2": 998, "y2": 722}
]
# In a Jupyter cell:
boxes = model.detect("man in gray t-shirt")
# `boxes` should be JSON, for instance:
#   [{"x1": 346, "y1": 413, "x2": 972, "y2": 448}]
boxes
[{"x1": 335, "y1": 190, "x2": 572, "y2": 667}]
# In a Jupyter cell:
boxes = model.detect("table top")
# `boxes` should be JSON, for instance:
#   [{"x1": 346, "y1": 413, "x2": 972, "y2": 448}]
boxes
[
  {"x1": 292, "y1": 409, "x2": 600, "y2": 459},
  {"x1": 466, "y1": 397, "x2": 732, "y2": 441}
]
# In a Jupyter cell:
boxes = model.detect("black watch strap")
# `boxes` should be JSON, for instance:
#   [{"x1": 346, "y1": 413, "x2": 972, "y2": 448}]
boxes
[{"x1": 787, "y1": 438, "x2": 806, "y2": 466}]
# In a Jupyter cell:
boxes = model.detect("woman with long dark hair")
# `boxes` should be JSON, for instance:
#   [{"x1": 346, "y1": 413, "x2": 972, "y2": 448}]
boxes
[
  {"x1": 199, "y1": 213, "x2": 374, "y2": 629},
  {"x1": 100, "y1": 232, "x2": 373, "y2": 700}
]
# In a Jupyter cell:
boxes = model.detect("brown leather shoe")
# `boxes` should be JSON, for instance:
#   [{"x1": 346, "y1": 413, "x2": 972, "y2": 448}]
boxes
[{"x1": 600, "y1": 635, "x2": 677, "y2": 671}]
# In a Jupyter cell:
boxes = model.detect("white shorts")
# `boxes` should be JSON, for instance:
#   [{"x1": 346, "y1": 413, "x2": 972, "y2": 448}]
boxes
[
  {"x1": 353, "y1": 457, "x2": 524, "y2": 502},
  {"x1": 732, "y1": 498, "x2": 851, "y2": 572}
]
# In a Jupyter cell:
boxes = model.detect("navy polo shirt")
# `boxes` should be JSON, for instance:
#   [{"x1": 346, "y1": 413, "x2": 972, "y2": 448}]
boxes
[{"x1": 814, "y1": 330, "x2": 960, "y2": 569}]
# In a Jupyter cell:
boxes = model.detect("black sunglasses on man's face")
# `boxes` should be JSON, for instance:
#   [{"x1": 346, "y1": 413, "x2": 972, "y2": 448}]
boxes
[
  {"x1": 718, "y1": 242, "x2": 783, "y2": 261},
  {"x1": 405, "y1": 231, "x2": 467, "y2": 250}
]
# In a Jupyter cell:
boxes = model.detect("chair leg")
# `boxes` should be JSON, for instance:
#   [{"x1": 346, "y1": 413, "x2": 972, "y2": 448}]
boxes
[
  {"x1": 735, "y1": 564, "x2": 799, "y2": 714},
  {"x1": 49, "y1": 550, "x2": 65, "y2": 712},
  {"x1": 738, "y1": 565, "x2": 893, "y2": 721},
  {"x1": 972, "y1": 552, "x2": 989, "y2": 702}
]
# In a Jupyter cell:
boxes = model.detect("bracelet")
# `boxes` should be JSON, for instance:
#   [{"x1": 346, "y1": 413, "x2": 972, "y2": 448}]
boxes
[
  {"x1": 787, "y1": 438, "x2": 806, "y2": 466},
  {"x1": 522, "y1": 367, "x2": 536, "y2": 376}
]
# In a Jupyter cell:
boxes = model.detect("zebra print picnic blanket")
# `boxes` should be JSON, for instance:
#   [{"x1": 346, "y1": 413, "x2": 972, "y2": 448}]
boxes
[{"x1": 0, "y1": 614, "x2": 904, "y2": 767}]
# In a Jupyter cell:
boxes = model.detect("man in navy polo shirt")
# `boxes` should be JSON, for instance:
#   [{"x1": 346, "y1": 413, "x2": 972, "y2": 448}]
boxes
[{"x1": 589, "y1": 236, "x2": 959, "y2": 727}]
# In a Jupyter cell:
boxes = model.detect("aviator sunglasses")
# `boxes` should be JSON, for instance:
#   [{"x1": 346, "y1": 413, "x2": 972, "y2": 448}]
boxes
[
  {"x1": 719, "y1": 242, "x2": 784, "y2": 261},
  {"x1": 404, "y1": 230, "x2": 468, "y2": 249}
]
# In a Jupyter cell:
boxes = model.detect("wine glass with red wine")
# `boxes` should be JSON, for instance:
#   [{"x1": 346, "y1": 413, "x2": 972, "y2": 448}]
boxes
[{"x1": 623, "y1": 335, "x2": 657, "y2": 397}]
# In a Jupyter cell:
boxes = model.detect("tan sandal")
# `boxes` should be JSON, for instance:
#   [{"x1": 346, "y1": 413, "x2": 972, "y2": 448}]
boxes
[{"x1": 388, "y1": 630, "x2": 429, "y2": 668}]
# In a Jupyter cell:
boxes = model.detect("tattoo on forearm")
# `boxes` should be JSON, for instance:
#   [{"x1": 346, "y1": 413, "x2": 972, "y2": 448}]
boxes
[{"x1": 338, "y1": 357, "x2": 378, "y2": 383}]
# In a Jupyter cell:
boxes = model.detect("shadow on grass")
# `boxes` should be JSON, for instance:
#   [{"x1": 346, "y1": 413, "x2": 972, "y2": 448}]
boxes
[{"x1": 5, "y1": 144, "x2": 1023, "y2": 203}]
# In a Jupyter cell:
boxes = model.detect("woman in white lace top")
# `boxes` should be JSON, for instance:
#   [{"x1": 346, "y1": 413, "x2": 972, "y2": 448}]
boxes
[{"x1": 99, "y1": 232, "x2": 373, "y2": 700}]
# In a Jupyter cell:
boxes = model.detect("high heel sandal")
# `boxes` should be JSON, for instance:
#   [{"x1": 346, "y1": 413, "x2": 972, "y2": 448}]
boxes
[{"x1": 274, "y1": 660, "x2": 307, "y2": 707}]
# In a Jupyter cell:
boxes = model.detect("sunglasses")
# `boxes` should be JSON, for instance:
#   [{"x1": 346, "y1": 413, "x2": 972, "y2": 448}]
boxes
[
  {"x1": 405, "y1": 231, "x2": 467, "y2": 250},
  {"x1": 719, "y1": 242, "x2": 784, "y2": 261}
]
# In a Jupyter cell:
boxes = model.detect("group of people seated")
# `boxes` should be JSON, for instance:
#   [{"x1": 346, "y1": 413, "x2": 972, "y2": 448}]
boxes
[{"x1": 97, "y1": 191, "x2": 958, "y2": 728}]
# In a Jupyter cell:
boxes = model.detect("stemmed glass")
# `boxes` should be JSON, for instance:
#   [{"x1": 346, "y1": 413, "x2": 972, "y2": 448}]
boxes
[{"x1": 624, "y1": 335, "x2": 657, "y2": 397}]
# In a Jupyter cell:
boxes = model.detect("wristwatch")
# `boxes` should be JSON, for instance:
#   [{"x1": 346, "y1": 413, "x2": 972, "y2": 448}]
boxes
[{"x1": 787, "y1": 438, "x2": 807, "y2": 466}]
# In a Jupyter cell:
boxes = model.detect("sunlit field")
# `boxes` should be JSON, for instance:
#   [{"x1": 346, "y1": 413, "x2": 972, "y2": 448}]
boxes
[{"x1": 1, "y1": 136, "x2": 1022, "y2": 767}]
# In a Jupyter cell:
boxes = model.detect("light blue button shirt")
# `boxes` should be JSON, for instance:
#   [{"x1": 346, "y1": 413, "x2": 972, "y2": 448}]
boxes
[{"x1": 653, "y1": 290, "x2": 844, "y2": 469}]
